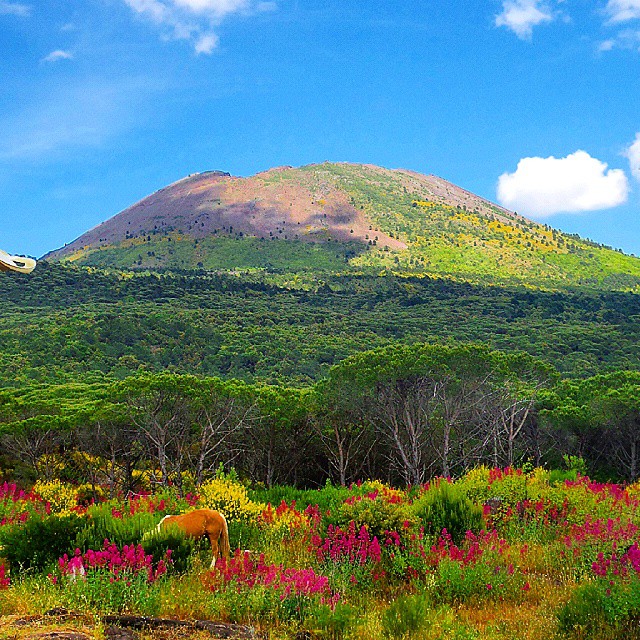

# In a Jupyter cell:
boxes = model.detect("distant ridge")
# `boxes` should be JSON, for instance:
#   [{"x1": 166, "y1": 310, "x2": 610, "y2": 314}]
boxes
[{"x1": 46, "y1": 162, "x2": 640, "y2": 291}]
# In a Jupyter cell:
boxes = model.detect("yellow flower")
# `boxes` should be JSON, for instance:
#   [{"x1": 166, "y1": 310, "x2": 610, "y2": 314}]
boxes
[
  {"x1": 198, "y1": 478, "x2": 265, "y2": 523},
  {"x1": 32, "y1": 480, "x2": 77, "y2": 513}
]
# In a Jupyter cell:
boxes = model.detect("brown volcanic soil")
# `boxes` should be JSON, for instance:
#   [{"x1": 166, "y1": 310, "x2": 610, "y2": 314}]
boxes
[
  {"x1": 47, "y1": 166, "x2": 406, "y2": 260},
  {"x1": 46, "y1": 162, "x2": 524, "y2": 262}
]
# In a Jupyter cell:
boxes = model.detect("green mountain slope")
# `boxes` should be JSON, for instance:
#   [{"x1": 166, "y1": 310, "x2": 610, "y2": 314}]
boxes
[
  {"x1": 2, "y1": 263, "x2": 640, "y2": 386},
  {"x1": 46, "y1": 163, "x2": 640, "y2": 291}
]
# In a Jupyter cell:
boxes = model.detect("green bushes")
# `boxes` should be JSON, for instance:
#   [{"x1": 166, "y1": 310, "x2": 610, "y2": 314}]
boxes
[
  {"x1": 412, "y1": 482, "x2": 483, "y2": 544},
  {"x1": 558, "y1": 577, "x2": 640, "y2": 639},
  {"x1": 57, "y1": 570, "x2": 163, "y2": 615},
  {"x1": 0, "y1": 514, "x2": 84, "y2": 571},
  {"x1": 141, "y1": 527, "x2": 195, "y2": 574},
  {"x1": 381, "y1": 593, "x2": 429, "y2": 639},
  {"x1": 75, "y1": 507, "x2": 157, "y2": 550}
]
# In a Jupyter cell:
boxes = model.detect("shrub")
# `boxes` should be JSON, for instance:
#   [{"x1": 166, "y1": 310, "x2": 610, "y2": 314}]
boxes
[
  {"x1": 557, "y1": 582, "x2": 606, "y2": 637},
  {"x1": 76, "y1": 505, "x2": 157, "y2": 549},
  {"x1": 198, "y1": 478, "x2": 265, "y2": 524},
  {"x1": 305, "y1": 602, "x2": 357, "y2": 639},
  {"x1": 381, "y1": 594, "x2": 429, "y2": 639},
  {"x1": 0, "y1": 513, "x2": 84, "y2": 571},
  {"x1": 141, "y1": 526, "x2": 195, "y2": 573},
  {"x1": 32, "y1": 480, "x2": 77, "y2": 514},
  {"x1": 336, "y1": 484, "x2": 410, "y2": 538},
  {"x1": 412, "y1": 482, "x2": 483, "y2": 544}
]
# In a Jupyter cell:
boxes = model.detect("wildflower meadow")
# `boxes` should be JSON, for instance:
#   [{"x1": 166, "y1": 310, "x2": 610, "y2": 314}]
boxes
[{"x1": 1, "y1": 465, "x2": 640, "y2": 639}]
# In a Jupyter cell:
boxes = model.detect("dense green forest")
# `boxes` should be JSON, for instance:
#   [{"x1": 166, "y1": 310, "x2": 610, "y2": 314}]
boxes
[
  {"x1": 2, "y1": 260, "x2": 640, "y2": 486},
  {"x1": 2, "y1": 262, "x2": 640, "y2": 387}
]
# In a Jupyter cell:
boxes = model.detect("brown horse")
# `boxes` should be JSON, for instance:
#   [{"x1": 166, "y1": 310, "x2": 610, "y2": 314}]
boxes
[{"x1": 157, "y1": 509, "x2": 230, "y2": 569}]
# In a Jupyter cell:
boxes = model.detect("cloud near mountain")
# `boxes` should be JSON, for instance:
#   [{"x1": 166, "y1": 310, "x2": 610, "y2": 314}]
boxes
[{"x1": 496, "y1": 151, "x2": 629, "y2": 217}]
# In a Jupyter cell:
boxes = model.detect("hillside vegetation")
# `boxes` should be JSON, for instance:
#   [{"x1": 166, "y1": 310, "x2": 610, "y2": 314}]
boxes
[
  {"x1": 46, "y1": 163, "x2": 640, "y2": 291},
  {"x1": 2, "y1": 263, "x2": 640, "y2": 387}
]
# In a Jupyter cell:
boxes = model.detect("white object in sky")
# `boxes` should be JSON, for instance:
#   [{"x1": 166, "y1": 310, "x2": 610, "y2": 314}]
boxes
[{"x1": 0, "y1": 248, "x2": 36, "y2": 273}]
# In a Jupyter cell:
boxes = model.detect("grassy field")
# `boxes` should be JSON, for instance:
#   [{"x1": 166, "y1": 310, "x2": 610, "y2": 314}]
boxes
[{"x1": 1, "y1": 466, "x2": 639, "y2": 639}]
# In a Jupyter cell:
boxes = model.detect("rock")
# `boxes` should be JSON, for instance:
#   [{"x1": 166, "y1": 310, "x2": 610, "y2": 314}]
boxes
[
  {"x1": 105, "y1": 626, "x2": 138, "y2": 640},
  {"x1": 102, "y1": 616, "x2": 255, "y2": 639},
  {"x1": 23, "y1": 633, "x2": 92, "y2": 640}
]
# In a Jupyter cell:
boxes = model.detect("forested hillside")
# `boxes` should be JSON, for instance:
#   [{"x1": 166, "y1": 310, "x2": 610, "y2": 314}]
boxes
[{"x1": 2, "y1": 262, "x2": 640, "y2": 386}]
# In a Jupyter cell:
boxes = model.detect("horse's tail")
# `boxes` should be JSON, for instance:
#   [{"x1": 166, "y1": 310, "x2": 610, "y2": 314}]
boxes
[{"x1": 219, "y1": 512, "x2": 231, "y2": 558}]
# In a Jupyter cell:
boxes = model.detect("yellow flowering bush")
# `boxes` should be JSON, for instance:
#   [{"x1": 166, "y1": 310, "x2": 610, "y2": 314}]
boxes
[
  {"x1": 457, "y1": 466, "x2": 492, "y2": 503},
  {"x1": 32, "y1": 479, "x2": 77, "y2": 514},
  {"x1": 75, "y1": 483, "x2": 106, "y2": 504},
  {"x1": 35, "y1": 453, "x2": 66, "y2": 479},
  {"x1": 338, "y1": 480, "x2": 412, "y2": 537},
  {"x1": 198, "y1": 478, "x2": 265, "y2": 523}
]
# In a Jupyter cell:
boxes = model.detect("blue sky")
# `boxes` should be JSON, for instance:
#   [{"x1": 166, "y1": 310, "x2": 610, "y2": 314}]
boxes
[{"x1": 1, "y1": 0, "x2": 639, "y2": 258}]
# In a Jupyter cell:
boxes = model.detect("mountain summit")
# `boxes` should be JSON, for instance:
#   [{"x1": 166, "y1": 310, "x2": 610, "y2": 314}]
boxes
[{"x1": 47, "y1": 163, "x2": 640, "y2": 290}]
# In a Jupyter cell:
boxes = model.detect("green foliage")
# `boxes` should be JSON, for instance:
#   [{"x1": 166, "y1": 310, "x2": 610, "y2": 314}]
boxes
[
  {"x1": 141, "y1": 527, "x2": 195, "y2": 574},
  {"x1": 412, "y1": 482, "x2": 483, "y2": 544},
  {"x1": 305, "y1": 602, "x2": 357, "y2": 639},
  {"x1": 250, "y1": 481, "x2": 351, "y2": 514},
  {"x1": 72, "y1": 235, "x2": 365, "y2": 273},
  {"x1": 76, "y1": 507, "x2": 157, "y2": 549},
  {"x1": 557, "y1": 582, "x2": 605, "y2": 636},
  {"x1": 381, "y1": 593, "x2": 430, "y2": 639},
  {"x1": 558, "y1": 577, "x2": 640, "y2": 637},
  {"x1": 0, "y1": 514, "x2": 84, "y2": 571},
  {"x1": 57, "y1": 570, "x2": 162, "y2": 615},
  {"x1": 336, "y1": 487, "x2": 411, "y2": 538},
  {"x1": 2, "y1": 263, "x2": 640, "y2": 389}
]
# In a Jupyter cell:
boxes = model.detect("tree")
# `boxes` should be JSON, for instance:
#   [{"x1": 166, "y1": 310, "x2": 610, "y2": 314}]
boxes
[
  {"x1": 313, "y1": 380, "x2": 378, "y2": 486},
  {"x1": 189, "y1": 377, "x2": 255, "y2": 486},
  {"x1": 116, "y1": 373, "x2": 199, "y2": 493},
  {"x1": 326, "y1": 344, "x2": 499, "y2": 484},
  {"x1": 541, "y1": 371, "x2": 640, "y2": 480}
]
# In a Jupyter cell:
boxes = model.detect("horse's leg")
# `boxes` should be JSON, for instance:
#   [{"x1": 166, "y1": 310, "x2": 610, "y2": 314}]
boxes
[{"x1": 208, "y1": 532, "x2": 219, "y2": 569}]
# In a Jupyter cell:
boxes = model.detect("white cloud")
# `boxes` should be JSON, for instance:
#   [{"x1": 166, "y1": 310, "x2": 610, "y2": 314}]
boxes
[
  {"x1": 605, "y1": 0, "x2": 640, "y2": 24},
  {"x1": 194, "y1": 32, "x2": 218, "y2": 53},
  {"x1": 598, "y1": 27, "x2": 640, "y2": 52},
  {"x1": 625, "y1": 133, "x2": 640, "y2": 182},
  {"x1": 172, "y1": 0, "x2": 249, "y2": 18},
  {"x1": 0, "y1": 1, "x2": 31, "y2": 16},
  {"x1": 41, "y1": 50, "x2": 74, "y2": 63},
  {"x1": 497, "y1": 151, "x2": 629, "y2": 217},
  {"x1": 123, "y1": 0, "x2": 272, "y2": 53},
  {"x1": 598, "y1": 39, "x2": 616, "y2": 51},
  {"x1": 495, "y1": 0, "x2": 553, "y2": 40}
]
